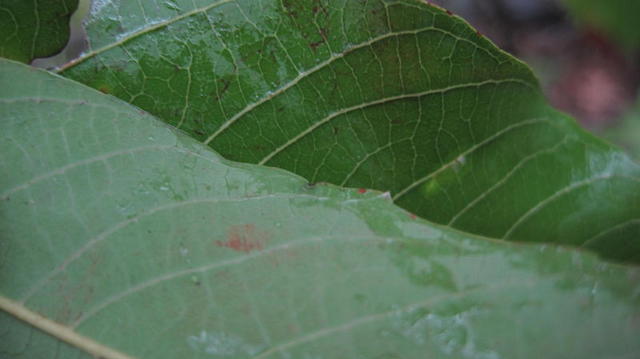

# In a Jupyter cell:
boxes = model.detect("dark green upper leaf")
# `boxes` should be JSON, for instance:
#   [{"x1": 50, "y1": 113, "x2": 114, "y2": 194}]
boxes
[
  {"x1": 0, "y1": 0, "x2": 78, "y2": 63},
  {"x1": 2, "y1": 58, "x2": 640, "y2": 359},
  {"x1": 59, "y1": 0, "x2": 640, "y2": 262}
]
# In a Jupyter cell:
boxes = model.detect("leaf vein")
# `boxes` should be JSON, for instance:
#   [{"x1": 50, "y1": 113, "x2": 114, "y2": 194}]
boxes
[{"x1": 392, "y1": 118, "x2": 547, "y2": 201}]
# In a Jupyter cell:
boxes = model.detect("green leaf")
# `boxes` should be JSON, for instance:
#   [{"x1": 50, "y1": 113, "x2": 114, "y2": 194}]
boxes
[
  {"x1": 0, "y1": 0, "x2": 79, "y2": 63},
  {"x1": 3, "y1": 58, "x2": 640, "y2": 359},
  {"x1": 58, "y1": 0, "x2": 640, "y2": 262},
  {"x1": 562, "y1": 0, "x2": 640, "y2": 50},
  {"x1": 604, "y1": 98, "x2": 640, "y2": 161}
]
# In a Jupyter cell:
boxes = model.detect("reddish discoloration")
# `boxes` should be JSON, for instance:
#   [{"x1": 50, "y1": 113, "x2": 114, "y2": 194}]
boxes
[
  {"x1": 216, "y1": 224, "x2": 267, "y2": 253},
  {"x1": 288, "y1": 323, "x2": 300, "y2": 334},
  {"x1": 309, "y1": 39, "x2": 324, "y2": 51},
  {"x1": 409, "y1": 213, "x2": 417, "y2": 220},
  {"x1": 476, "y1": 30, "x2": 483, "y2": 37},
  {"x1": 358, "y1": 188, "x2": 367, "y2": 194},
  {"x1": 445, "y1": 9, "x2": 453, "y2": 16},
  {"x1": 55, "y1": 252, "x2": 101, "y2": 323},
  {"x1": 310, "y1": 28, "x2": 328, "y2": 52},
  {"x1": 212, "y1": 78, "x2": 231, "y2": 101}
]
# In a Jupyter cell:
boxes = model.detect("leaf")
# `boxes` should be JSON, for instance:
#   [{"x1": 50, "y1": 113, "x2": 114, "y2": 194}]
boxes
[
  {"x1": 603, "y1": 97, "x2": 640, "y2": 161},
  {"x1": 2, "y1": 59, "x2": 640, "y2": 359},
  {"x1": 0, "y1": 0, "x2": 79, "y2": 63},
  {"x1": 562, "y1": 0, "x2": 640, "y2": 50},
  {"x1": 57, "y1": 0, "x2": 640, "y2": 262}
]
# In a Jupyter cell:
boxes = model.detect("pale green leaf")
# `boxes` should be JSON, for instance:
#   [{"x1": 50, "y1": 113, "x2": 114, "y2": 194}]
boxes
[{"x1": 2, "y1": 59, "x2": 640, "y2": 359}]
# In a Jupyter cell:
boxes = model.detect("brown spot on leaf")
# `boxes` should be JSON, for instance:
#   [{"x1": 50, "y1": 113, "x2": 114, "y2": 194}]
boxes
[
  {"x1": 212, "y1": 78, "x2": 231, "y2": 101},
  {"x1": 309, "y1": 28, "x2": 328, "y2": 52},
  {"x1": 311, "y1": 0, "x2": 328, "y2": 16},
  {"x1": 216, "y1": 224, "x2": 267, "y2": 253},
  {"x1": 54, "y1": 252, "x2": 102, "y2": 323},
  {"x1": 309, "y1": 39, "x2": 325, "y2": 51}
]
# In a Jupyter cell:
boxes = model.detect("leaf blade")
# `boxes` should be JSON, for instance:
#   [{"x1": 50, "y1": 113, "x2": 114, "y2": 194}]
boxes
[
  {"x1": 57, "y1": 0, "x2": 640, "y2": 261},
  {"x1": 3, "y1": 58, "x2": 640, "y2": 359},
  {"x1": 0, "y1": 0, "x2": 79, "y2": 63}
]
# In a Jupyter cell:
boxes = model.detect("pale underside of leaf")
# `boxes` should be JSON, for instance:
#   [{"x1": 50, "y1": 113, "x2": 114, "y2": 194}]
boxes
[
  {"x1": 0, "y1": 296, "x2": 133, "y2": 359},
  {"x1": 2, "y1": 59, "x2": 640, "y2": 359}
]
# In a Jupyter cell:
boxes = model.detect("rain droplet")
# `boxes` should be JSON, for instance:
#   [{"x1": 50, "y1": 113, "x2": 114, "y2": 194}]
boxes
[{"x1": 164, "y1": 1, "x2": 181, "y2": 12}]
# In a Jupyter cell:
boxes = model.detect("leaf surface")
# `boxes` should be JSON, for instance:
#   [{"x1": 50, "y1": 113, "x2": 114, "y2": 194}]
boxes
[
  {"x1": 604, "y1": 99, "x2": 640, "y2": 161},
  {"x1": 0, "y1": 0, "x2": 78, "y2": 63},
  {"x1": 2, "y1": 59, "x2": 640, "y2": 359},
  {"x1": 58, "y1": 0, "x2": 640, "y2": 262}
]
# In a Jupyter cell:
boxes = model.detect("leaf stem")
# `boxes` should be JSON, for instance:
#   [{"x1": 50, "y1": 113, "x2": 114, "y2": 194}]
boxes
[{"x1": 0, "y1": 296, "x2": 135, "y2": 359}]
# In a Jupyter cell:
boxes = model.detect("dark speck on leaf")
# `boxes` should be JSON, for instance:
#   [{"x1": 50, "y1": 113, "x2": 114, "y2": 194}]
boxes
[{"x1": 309, "y1": 40, "x2": 324, "y2": 51}]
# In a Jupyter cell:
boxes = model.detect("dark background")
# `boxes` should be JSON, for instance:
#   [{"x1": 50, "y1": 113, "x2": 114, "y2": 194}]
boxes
[{"x1": 431, "y1": 0, "x2": 640, "y2": 158}]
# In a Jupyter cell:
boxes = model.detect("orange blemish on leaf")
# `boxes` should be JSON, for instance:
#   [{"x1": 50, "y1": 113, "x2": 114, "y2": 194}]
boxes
[
  {"x1": 216, "y1": 224, "x2": 267, "y2": 253},
  {"x1": 358, "y1": 188, "x2": 367, "y2": 194}
]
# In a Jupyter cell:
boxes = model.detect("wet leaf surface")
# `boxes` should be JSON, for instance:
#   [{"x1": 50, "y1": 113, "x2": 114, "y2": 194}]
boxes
[
  {"x1": 2, "y1": 59, "x2": 640, "y2": 359},
  {"x1": 59, "y1": 0, "x2": 640, "y2": 262}
]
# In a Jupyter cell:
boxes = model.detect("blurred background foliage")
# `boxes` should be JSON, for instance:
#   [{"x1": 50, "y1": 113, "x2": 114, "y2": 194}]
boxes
[
  {"x1": 34, "y1": 0, "x2": 640, "y2": 160},
  {"x1": 430, "y1": 0, "x2": 640, "y2": 159}
]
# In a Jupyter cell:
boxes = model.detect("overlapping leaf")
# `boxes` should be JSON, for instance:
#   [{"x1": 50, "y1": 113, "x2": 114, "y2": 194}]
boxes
[
  {"x1": 59, "y1": 0, "x2": 640, "y2": 262},
  {"x1": 0, "y1": 0, "x2": 78, "y2": 63},
  {"x1": 2, "y1": 58, "x2": 640, "y2": 359}
]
